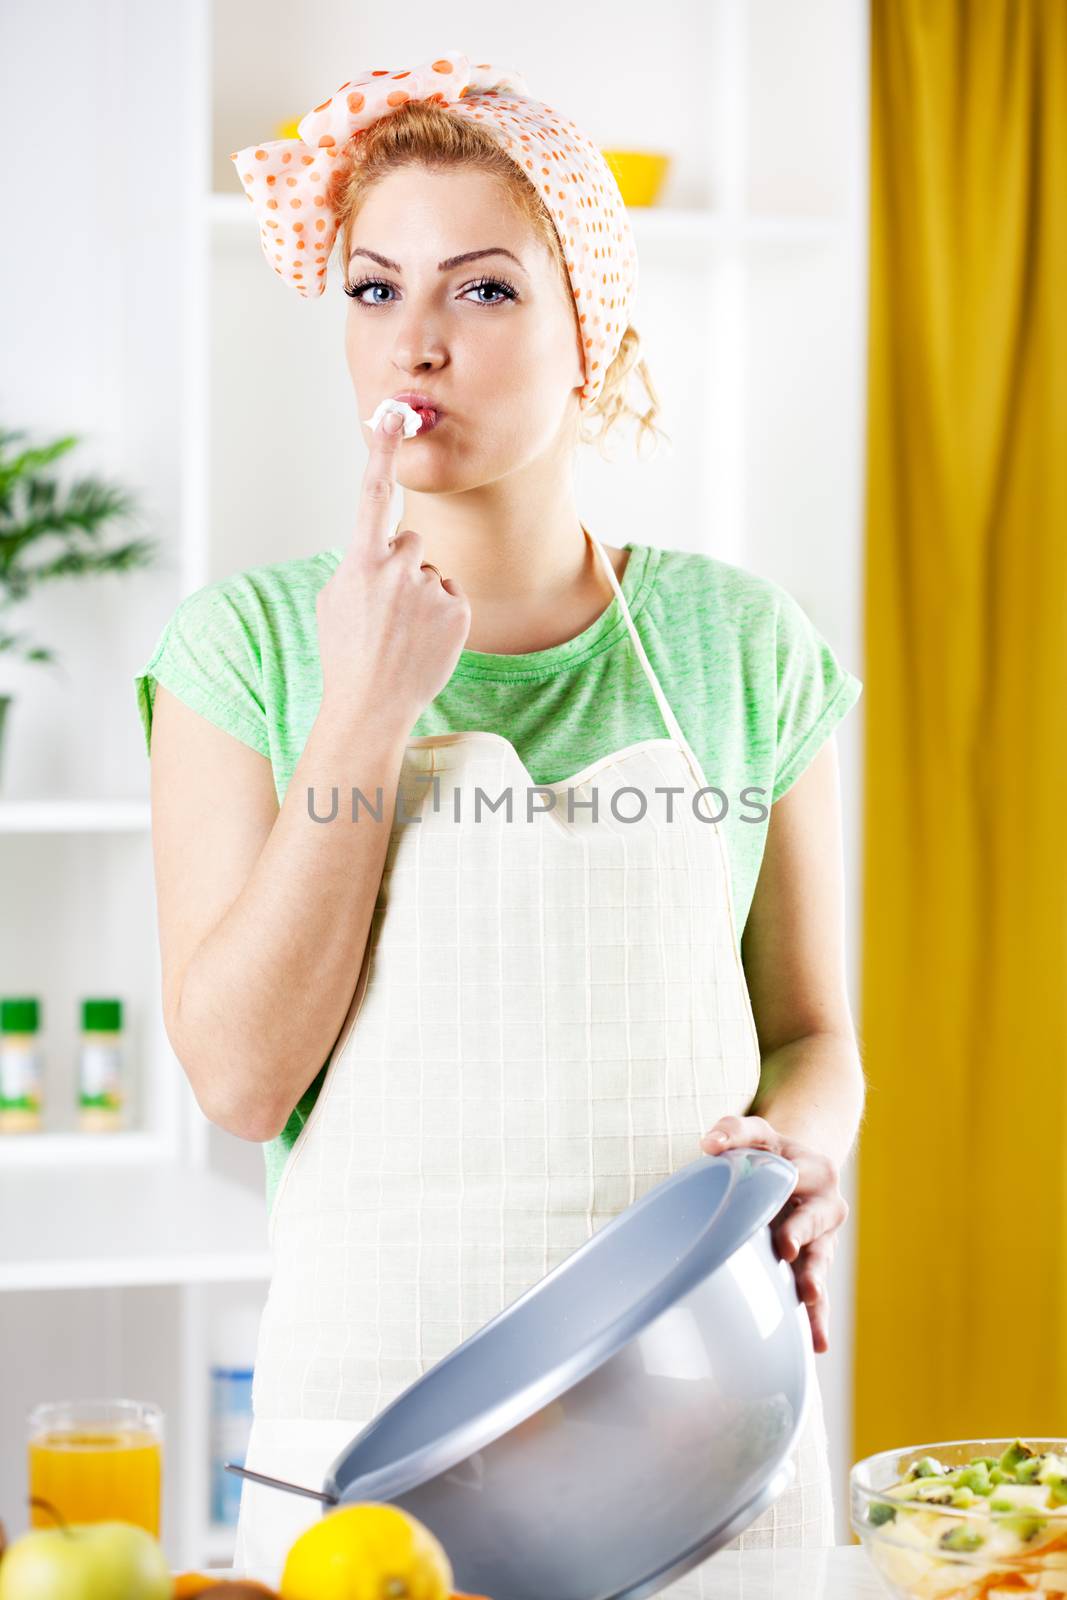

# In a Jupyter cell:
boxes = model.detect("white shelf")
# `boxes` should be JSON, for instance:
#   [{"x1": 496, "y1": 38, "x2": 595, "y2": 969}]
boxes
[
  {"x1": 0, "y1": 799, "x2": 151, "y2": 833},
  {"x1": 207, "y1": 189, "x2": 848, "y2": 246},
  {"x1": 0, "y1": 1166, "x2": 272, "y2": 1291},
  {"x1": 0, "y1": 1131, "x2": 170, "y2": 1167}
]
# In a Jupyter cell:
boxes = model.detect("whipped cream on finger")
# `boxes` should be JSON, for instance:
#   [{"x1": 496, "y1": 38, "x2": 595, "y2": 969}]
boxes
[{"x1": 362, "y1": 398, "x2": 423, "y2": 437}]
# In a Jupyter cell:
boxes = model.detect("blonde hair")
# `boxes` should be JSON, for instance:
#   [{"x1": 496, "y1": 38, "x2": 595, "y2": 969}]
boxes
[{"x1": 330, "y1": 99, "x2": 669, "y2": 460}]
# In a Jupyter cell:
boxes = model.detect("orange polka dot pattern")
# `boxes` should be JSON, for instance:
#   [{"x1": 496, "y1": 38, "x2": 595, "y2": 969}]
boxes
[{"x1": 229, "y1": 49, "x2": 638, "y2": 410}]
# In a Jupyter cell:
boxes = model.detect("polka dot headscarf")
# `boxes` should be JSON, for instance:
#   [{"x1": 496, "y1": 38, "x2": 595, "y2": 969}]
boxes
[{"x1": 229, "y1": 49, "x2": 639, "y2": 410}]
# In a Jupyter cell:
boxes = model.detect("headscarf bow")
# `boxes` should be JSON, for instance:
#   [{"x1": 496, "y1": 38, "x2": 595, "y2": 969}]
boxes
[{"x1": 229, "y1": 49, "x2": 638, "y2": 409}]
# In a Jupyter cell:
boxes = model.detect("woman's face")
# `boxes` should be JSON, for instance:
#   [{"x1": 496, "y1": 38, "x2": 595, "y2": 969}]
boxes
[{"x1": 343, "y1": 165, "x2": 586, "y2": 492}]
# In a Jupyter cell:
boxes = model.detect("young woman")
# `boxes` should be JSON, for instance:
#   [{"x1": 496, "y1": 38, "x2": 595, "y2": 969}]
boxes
[{"x1": 135, "y1": 55, "x2": 864, "y2": 1591}]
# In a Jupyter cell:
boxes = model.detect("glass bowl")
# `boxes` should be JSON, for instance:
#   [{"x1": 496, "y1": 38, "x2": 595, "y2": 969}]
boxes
[{"x1": 851, "y1": 1437, "x2": 1067, "y2": 1599}]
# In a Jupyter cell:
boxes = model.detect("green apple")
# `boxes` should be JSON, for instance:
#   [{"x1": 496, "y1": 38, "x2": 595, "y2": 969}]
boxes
[{"x1": 0, "y1": 1519, "x2": 170, "y2": 1600}]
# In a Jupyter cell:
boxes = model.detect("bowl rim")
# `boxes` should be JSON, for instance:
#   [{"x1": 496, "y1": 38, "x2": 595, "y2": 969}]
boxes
[
  {"x1": 326, "y1": 1148, "x2": 803, "y2": 1504},
  {"x1": 850, "y1": 1437, "x2": 1067, "y2": 1525}
]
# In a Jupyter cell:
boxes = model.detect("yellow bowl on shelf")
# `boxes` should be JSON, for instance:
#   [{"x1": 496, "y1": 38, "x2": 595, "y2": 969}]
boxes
[{"x1": 600, "y1": 150, "x2": 671, "y2": 208}]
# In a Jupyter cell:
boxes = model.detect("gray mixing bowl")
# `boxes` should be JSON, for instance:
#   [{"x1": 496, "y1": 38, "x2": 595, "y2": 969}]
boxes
[{"x1": 319, "y1": 1147, "x2": 813, "y2": 1599}]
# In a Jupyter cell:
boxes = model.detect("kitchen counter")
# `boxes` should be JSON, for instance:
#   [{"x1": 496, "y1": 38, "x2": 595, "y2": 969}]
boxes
[{"x1": 213, "y1": 1545, "x2": 883, "y2": 1594}]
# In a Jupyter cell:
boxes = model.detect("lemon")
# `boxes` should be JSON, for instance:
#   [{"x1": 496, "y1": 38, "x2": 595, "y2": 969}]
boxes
[{"x1": 279, "y1": 1503, "x2": 454, "y2": 1600}]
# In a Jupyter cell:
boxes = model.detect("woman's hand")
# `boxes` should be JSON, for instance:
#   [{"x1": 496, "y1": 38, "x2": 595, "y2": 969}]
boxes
[
  {"x1": 698, "y1": 1114, "x2": 849, "y2": 1354},
  {"x1": 317, "y1": 407, "x2": 471, "y2": 733}
]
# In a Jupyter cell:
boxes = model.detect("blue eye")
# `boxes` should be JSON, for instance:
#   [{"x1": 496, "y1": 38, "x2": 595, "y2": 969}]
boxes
[
  {"x1": 342, "y1": 274, "x2": 519, "y2": 306},
  {"x1": 343, "y1": 278, "x2": 393, "y2": 306}
]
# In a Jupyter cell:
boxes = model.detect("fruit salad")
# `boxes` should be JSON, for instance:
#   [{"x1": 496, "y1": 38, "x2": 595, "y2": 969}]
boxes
[{"x1": 860, "y1": 1439, "x2": 1067, "y2": 1599}]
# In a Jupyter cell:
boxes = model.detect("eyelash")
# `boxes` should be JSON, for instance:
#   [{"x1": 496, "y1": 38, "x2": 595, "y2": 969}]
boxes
[{"x1": 342, "y1": 273, "x2": 519, "y2": 307}]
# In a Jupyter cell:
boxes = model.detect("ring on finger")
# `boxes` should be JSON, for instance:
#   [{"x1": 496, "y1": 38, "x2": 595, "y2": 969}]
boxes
[{"x1": 420, "y1": 561, "x2": 444, "y2": 582}]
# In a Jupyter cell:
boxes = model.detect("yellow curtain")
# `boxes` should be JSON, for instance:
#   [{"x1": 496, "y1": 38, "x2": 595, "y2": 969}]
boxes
[{"x1": 854, "y1": 0, "x2": 1067, "y2": 1468}]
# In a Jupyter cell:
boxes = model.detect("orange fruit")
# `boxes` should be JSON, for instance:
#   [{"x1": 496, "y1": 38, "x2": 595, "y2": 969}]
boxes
[{"x1": 173, "y1": 1579, "x2": 279, "y2": 1597}]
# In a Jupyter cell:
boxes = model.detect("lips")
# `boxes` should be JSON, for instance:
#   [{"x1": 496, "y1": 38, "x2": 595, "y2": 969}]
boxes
[{"x1": 391, "y1": 391, "x2": 444, "y2": 432}]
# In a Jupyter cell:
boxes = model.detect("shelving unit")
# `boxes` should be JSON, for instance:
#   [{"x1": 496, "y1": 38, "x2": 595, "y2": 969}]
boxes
[
  {"x1": 0, "y1": 1130, "x2": 165, "y2": 1168},
  {"x1": 0, "y1": 1168, "x2": 270, "y2": 1292},
  {"x1": 0, "y1": 823, "x2": 270, "y2": 1574},
  {"x1": 0, "y1": 801, "x2": 151, "y2": 833},
  {"x1": 2, "y1": 0, "x2": 867, "y2": 1567}
]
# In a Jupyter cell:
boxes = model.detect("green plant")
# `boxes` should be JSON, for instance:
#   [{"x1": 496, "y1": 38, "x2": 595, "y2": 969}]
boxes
[{"x1": 0, "y1": 426, "x2": 158, "y2": 676}]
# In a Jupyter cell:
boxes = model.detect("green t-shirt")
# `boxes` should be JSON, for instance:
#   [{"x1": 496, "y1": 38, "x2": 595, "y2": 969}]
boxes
[{"x1": 134, "y1": 540, "x2": 862, "y2": 1210}]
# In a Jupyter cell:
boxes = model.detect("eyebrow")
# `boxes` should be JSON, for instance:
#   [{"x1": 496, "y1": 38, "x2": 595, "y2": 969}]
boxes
[{"x1": 347, "y1": 245, "x2": 526, "y2": 273}]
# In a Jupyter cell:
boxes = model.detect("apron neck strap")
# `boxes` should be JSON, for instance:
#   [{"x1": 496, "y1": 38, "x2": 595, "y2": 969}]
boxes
[{"x1": 583, "y1": 525, "x2": 690, "y2": 754}]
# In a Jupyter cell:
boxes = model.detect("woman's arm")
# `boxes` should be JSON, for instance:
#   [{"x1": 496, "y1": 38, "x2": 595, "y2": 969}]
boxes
[
  {"x1": 150, "y1": 683, "x2": 411, "y2": 1142},
  {"x1": 699, "y1": 735, "x2": 865, "y2": 1352},
  {"x1": 151, "y1": 415, "x2": 471, "y2": 1145},
  {"x1": 740, "y1": 733, "x2": 865, "y2": 1164}
]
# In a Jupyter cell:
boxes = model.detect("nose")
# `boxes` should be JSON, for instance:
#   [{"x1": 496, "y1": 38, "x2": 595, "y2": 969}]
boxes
[
  {"x1": 393, "y1": 343, "x2": 446, "y2": 377},
  {"x1": 391, "y1": 308, "x2": 448, "y2": 377}
]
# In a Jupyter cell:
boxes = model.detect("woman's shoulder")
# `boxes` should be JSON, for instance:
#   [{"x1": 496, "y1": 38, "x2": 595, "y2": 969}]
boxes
[
  {"x1": 156, "y1": 549, "x2": 337, "y2": 668},
  {"x1": 179, "y1": 547, "x2": 336, "y2": 617},
  {"x1": 134, "y1": 549, "x2": 336, "y2": 761},
  {"x1": 639, "y1": 539, "x2": 862, "y2": 701},
  {"x1": 639, "y1": 541, "x2": 863, "y2": 801},
  {"x1": 641, "y1": 542, "x2": 797, "y2": 641}
]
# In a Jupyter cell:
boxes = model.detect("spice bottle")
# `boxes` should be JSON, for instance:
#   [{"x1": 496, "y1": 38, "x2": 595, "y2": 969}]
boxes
[
  {"x1": 78, "y1": 998, "x2": 125, "y2": 1132},
  {"x1": 0, "y1": 997, "x2": 43, "y2": 1133}
]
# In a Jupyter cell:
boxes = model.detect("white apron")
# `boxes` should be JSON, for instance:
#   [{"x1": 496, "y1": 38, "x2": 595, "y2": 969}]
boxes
[{"x1": 233, "y1": 529, "x2": 835, "y2": 1592}]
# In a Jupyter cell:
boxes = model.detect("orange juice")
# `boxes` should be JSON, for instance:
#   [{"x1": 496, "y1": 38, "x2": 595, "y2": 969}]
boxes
[{"x1": 28, "y1": 1426, "x2": 162, "y2": 1534}]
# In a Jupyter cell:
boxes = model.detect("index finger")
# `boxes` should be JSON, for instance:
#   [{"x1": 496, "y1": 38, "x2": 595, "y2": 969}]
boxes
[{"x1": 353, "y1": 408, "x2": 406, "y2": 557}]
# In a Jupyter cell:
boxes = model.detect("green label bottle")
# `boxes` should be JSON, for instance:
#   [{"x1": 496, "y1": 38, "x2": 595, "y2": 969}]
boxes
[
  {"x1": 0, "y1": 997, "x2": 43, "y2": 1133},
  {"x1": 78, "y1": 998, "x2": 126, "y2": 1133}
]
